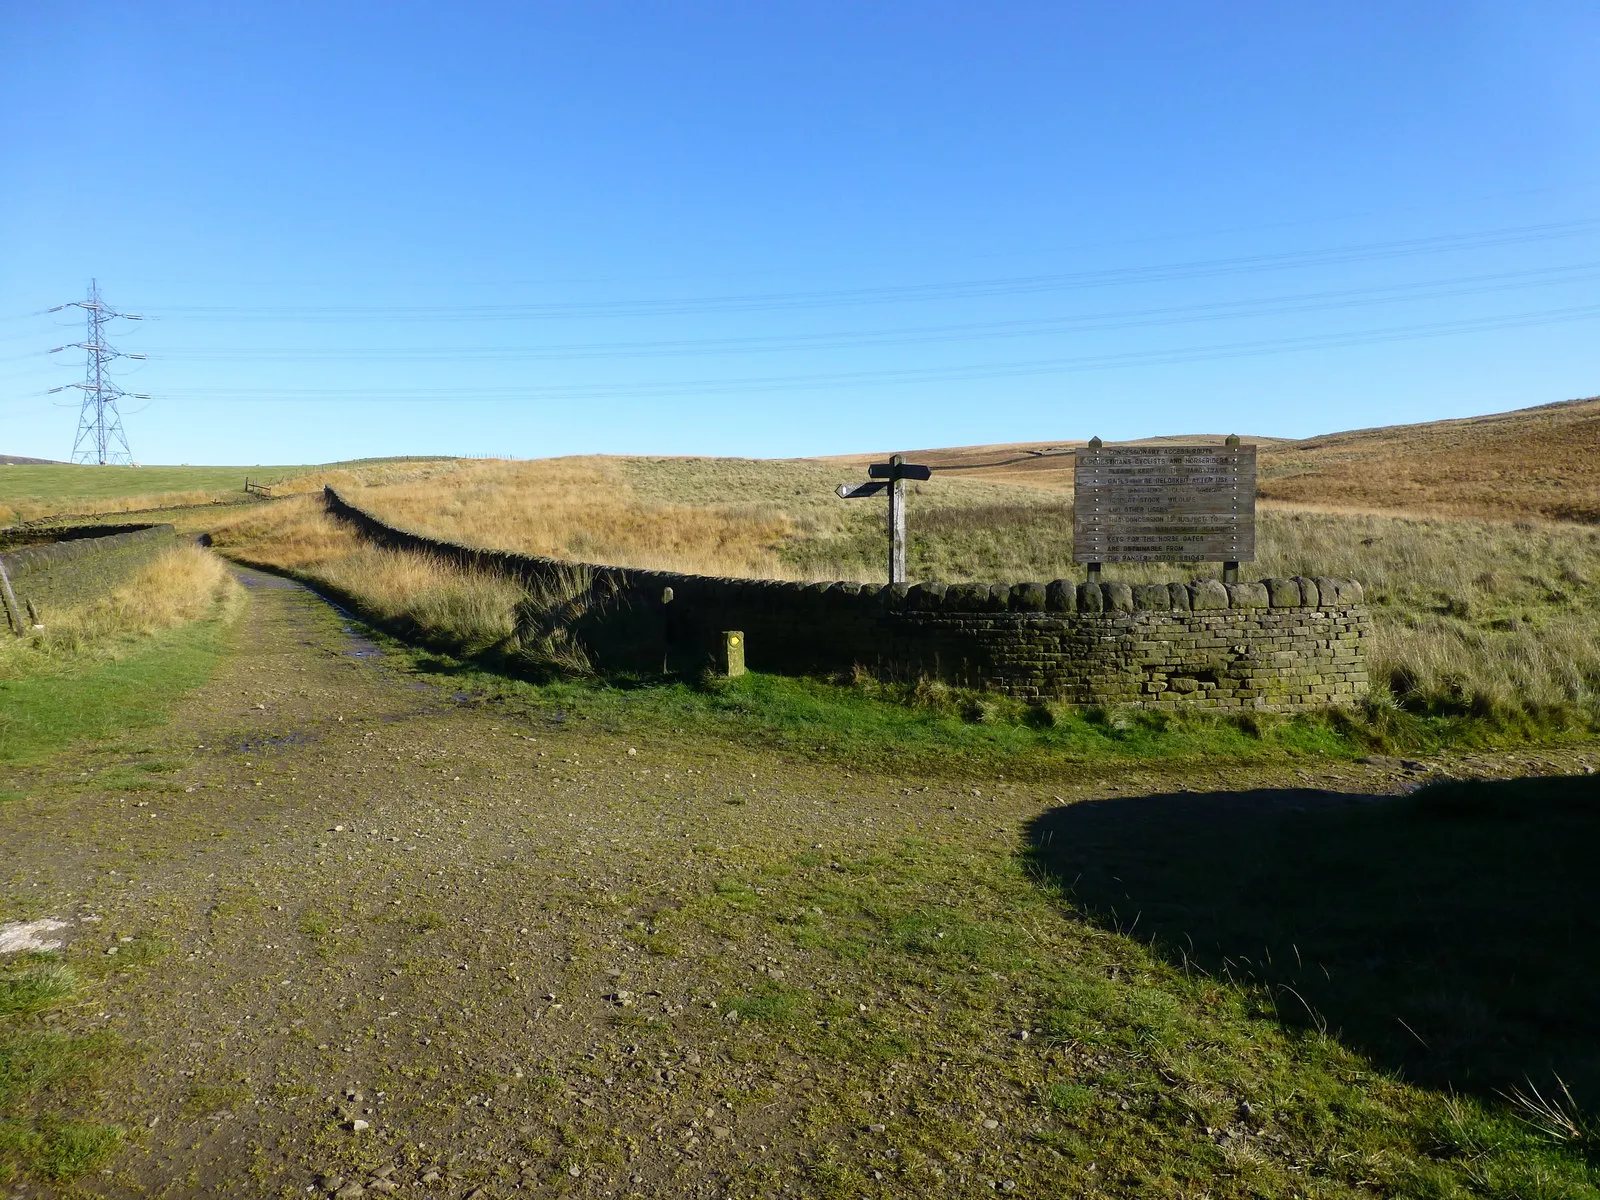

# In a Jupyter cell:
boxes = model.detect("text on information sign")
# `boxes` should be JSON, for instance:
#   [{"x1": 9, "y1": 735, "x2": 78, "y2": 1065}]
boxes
[{"x1": 1074, "y1": 444, "x2": 1256, "y2": 563}]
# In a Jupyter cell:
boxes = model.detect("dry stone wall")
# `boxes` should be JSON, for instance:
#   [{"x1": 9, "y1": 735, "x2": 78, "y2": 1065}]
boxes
[
  {"x1": 324, "y1": 488, "x2": 1368, "y2": 710},
  {"x1": 0, "y1": 523, "x2": 177, "y2": 620}
]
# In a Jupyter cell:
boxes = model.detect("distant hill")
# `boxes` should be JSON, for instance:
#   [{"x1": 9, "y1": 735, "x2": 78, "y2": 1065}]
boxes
[
  {"x1": 1255, "y1": 396, "x2": 1600, "y2": 522},
  {"x1": 821, "y1": 397, "x2": 1600, "y2": 522},
  {"x1": 0, "y1": 454, "x2": 64, "y2": 465},
  {"x1": 819, "y1": 433, "x2": 1293, "y2": 490}
]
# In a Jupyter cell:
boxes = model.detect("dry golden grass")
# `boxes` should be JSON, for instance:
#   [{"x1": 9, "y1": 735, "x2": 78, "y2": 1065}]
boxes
[
  {"x1": 205, "y1": 494, "x2": 365, "y2": 571},
  {"x1": 824, "y1": 395, "x2": 1600, "y2": 522},
  {"x1": 1250, "y1": 511, "x2": 1600, "y2": 713},
  {"x1": 1, "y1": 544, "x2": 243, "y2": 667},
  {"x1": 1257, "y1": 396, "x2": 1600, "y2": 521},
  {"x1": 206, "y1": 495, "x2": 527, "y2": 655},
  {"x1": 339, "y1": 457, "x2": 803, "y2": 578},
  {"x1": 316, "y1": 546, "x2": 527, "y2": 653}
]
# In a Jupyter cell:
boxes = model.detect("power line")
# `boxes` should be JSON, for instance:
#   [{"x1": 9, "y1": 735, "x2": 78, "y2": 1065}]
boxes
[
  {"x1": 45, "y1": 281, "x2": 148, "y2": 464},
  {"x1": 116, "y1": 260, "x2": 1600, "y2": 365},
  {"x1": 139, "y1": 217, "x2": 1600, "y2": 322},
  {"x1": 131, "y1": 300, "x2": 1600, "y2": 403}
]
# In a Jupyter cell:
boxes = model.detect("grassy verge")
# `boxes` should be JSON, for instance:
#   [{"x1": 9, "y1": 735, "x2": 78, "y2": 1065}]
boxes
[
  {"x1": 0, "y1": 956, "x2": 123, "y2": 1185},
  {"x1": 1029, "y1": 774, "x2": 1600, "y2": 1122},
  {"x1": 0, "y1": 546, "x2": 243, "y2": 765},
  {"x1": 394, "y1": 643, "x2": 1591, "y2": 779},
  {"x1": 634, "y1": 803, "x2": 1597, "y2": 1196}
]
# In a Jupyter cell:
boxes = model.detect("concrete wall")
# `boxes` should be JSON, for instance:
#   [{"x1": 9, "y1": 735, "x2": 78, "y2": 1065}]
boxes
[
  {"x1": 0, "y1": 524, "x2": 177, "y2": 619},
  {"x1": 325, "y1": 487, "x2": 1369, "y2": 710}
]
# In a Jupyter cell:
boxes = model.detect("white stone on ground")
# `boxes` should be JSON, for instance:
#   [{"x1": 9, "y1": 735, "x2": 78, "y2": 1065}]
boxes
[{"x1": 0, "y1": 918, "x2": 69, "y2": 953}]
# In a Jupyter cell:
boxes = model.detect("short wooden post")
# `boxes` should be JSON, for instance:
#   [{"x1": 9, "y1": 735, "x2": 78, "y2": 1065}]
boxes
[
  {"x1": 0, "y1": 560, "x2": 24, "y2": 636},
  {"x1": 1086, "y1": 562, "x2": 1102, "y2": 584},
  {"x1": 721, "y1": 631, "x2": 746, "y2": 677}
]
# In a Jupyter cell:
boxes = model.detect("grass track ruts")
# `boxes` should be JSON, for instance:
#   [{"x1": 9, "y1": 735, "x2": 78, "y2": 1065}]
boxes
[{"x1": 6, "y1": 569, "x2": 1600, "y2": 1197}]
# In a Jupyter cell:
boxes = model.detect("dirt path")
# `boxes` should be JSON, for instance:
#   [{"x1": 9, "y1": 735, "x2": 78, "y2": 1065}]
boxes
[{"x1": 6, "y1": 570, "x2": 1599, "y2": 1199}]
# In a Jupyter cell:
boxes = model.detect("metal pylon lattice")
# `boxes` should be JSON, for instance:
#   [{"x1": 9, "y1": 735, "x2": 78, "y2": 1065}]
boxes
[{"x1": 47, "y1": 279, "x2": 148, "y2": 465}]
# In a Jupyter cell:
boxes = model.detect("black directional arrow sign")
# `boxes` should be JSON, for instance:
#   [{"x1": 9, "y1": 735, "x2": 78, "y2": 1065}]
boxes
[
  {"x1": 835, "y1": 481, "x2": 888, "y2": 499},
  {"x1": 868, "y1": 462, "x2": 932, "y2": 481}
]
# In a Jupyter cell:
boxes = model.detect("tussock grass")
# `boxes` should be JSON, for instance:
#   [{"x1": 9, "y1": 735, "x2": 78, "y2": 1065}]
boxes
[
  {"x1": 209, "y1": 498, "x2": 528, "y2": 655},
  {"x1": 336, "y1": 457, "x2": 803, "y2": 578},
  {"x1": 1, "y1": 544, "x2": 242, "y2": 669},
  {"x1": 204, "y1": 493, "x2": 365, "y2": 571},
  {"x1": 317, "y1": 546, "x2": 527, "y2": 655}
]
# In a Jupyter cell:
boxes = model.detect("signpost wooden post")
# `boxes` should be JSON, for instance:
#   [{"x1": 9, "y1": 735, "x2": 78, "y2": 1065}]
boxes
[
  {"x1": 836, "y1": 453, "x2": 932, "y2": 585},
  {"x1": 1074, "y1": 436, "x2": 1255, "y2": 581}
]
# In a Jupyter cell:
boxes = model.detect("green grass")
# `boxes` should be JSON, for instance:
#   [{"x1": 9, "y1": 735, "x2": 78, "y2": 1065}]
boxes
[
  {"x1": 404, "y1": 643, "x2": 1585, "y2": 777},
  {"x1": 0, "y1": 961, "x2": 123, "y2": 1185},
  {"x1": 0, "y1": 609, "x2": 236, "y2": 766},
  {"x1": 0, "y1": 967, "x2": 77, "y2": 1018},
  {"x1": 0, "y1": 456, "x2": 456, "y2": 523},
  {"x1": 662, "y1": 828, "x2": 1599, "y2": 1197},
  {"x1": 1029, "y1": 773, "x2": 1600, "y2": 1117},
  {"x1": 0, "y1": 463, "x2": 305, "y2": 509},
  {"x1": 0, "y1": 1118, "x2": 122, "y2": 1183},
  {"x1": 419, "y1": 661, "x2": 1360, "y2": 774}
]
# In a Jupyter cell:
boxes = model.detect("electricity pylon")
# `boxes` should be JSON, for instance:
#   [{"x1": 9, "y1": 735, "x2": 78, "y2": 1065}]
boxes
[{"x1": 47, "y1": 280, "x2": 148, "y2": 465}]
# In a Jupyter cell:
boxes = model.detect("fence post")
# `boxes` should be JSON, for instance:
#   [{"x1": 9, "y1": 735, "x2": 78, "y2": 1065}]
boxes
[{"x1": 0, "y1": 559, "x2": 25, "y2": 636}]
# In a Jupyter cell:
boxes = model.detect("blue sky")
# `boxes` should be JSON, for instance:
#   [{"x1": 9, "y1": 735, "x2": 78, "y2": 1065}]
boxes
[{"x1": 2, "y1": 2, "x2": 1597, "y2": 465}]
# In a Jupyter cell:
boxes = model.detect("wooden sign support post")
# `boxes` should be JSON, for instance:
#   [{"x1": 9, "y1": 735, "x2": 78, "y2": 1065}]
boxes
[
  {"x1": 887, "y1": 455, "x2": 907, "y2": 585},
  {"x1": 836, "y1": 453, "x2": 933, "y2": 585},
  {"x1": 1221, "y1": 435, "x2": 1242, "y2": 584}
]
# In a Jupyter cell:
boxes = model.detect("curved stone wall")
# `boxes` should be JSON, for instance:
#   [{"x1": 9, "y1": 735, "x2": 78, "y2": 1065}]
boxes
[
  {"x1": 0, "y1": 523, "x2": 177, "y2": 621},
  {"x1": 324, "y1": 487, "x2": 1368, "y2": 710}
]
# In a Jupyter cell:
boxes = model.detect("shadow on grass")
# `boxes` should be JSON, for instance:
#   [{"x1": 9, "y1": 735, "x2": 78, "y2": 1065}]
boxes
[{"x1": 1026, "y1": 774, "x2": 1600, "y2": 1114}]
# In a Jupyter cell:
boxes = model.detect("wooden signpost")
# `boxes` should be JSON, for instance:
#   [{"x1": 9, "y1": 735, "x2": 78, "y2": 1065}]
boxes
[
  {"x1": 836, "y1": 453, "x2": 932, "y2": 584},
  {"x1": 1074, "y1": 435, "x2": 1256, "y2": 582}
]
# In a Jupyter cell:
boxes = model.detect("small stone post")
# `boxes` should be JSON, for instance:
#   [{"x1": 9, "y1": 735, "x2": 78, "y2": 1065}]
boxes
[{"x1": 721, "y1": 631, "x2": 746, "y2": 678}]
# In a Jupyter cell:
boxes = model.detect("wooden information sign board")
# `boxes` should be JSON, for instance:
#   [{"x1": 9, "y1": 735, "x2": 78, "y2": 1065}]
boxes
[{"x1": 1074, "y1": 442, "x2": 1256, "y2": 564}]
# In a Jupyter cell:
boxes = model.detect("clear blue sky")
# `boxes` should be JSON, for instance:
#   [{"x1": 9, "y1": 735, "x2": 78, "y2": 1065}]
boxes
[{"x1": 2, "y1": 2, "x2": 1597, "y2": 464}]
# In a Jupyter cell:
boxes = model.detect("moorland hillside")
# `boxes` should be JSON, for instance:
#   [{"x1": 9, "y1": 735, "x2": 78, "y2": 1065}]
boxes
[{"x1": 823, "y1": 395, "x2": 1600, "y2": 520}]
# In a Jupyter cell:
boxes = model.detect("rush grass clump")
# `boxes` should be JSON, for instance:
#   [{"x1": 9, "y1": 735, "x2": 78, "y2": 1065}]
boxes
[{"x1": 314, "y1": 546, "x2": 527, "y2": 656}]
